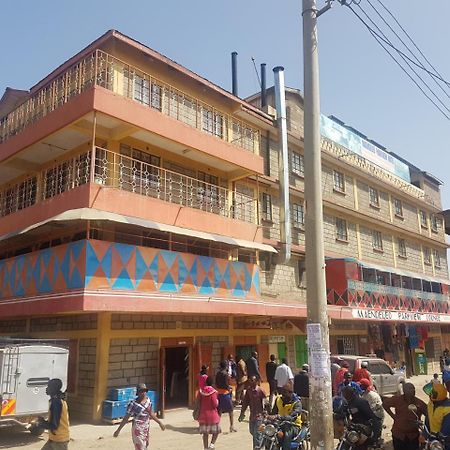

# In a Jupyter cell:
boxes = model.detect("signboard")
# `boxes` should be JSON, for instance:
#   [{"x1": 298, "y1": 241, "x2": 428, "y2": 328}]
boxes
[
  {"x1": 351, "y1": 308, "x2": 450, "y2": 323},
  {"x1": 320, "y1": 115, "x2": 411, "y2": 182},
  {"x1": 415, "y1": 352, "x2": 427, "y2": 375},
  {"x1": 268, "y1": 336, "x2": 286, "y2": 344}
]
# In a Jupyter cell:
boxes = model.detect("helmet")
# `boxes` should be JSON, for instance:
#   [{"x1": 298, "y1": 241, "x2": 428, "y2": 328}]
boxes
[
  {"x1": 430, "y1": 383, "x2": 448, "y2": 402},
  {"x1": 302, "y1": 364, "x2": 309, "y2": 371},
  {"x1": 361, "y1": 361, "x2": 369, "y2": 368},
  {"x1": 359, "y1": 378, "x2": 371, "y2": 390}
]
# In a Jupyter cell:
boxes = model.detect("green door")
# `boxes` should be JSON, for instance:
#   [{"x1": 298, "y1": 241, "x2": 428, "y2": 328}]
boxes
[
  {"x1": 277, "y1": 342, "x2": 287, "y2": 362},
  {"x1": 295, "y1": 335, "x2": 308, "y2": 368}
]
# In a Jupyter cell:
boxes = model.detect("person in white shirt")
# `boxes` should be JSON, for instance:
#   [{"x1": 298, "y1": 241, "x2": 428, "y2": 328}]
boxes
[
  {"x1": 274, "y1": 358, "x2": 294, "y2": 390},
  {"x1": 359, "y1": 378, "x2": 384, "y2": 421}
]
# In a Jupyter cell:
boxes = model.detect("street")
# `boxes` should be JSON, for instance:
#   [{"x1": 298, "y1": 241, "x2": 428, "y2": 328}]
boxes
[{"x1": 0, "y1": 375, "x2": 433, "y2": 450}]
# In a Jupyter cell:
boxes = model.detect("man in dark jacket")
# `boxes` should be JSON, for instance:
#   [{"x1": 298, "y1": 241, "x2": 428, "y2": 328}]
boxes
[
  {"x1": 266, "y1": 354, "x2": 278, "y2": 407},
  {"x1": 294, "y1": 364, "x2": 309, "y2": 411},
  {"x1": 246, "y1": 351, "x2": 261, "y2": 381}
]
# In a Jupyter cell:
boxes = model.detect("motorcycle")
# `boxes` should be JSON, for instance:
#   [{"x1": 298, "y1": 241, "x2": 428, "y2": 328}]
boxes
[
  {"x1": 259, "y1": 411, "x2": 310, "y2": 450},
  {"x1": 334, "y1": 416, "x2": 382, "y2": 450}
]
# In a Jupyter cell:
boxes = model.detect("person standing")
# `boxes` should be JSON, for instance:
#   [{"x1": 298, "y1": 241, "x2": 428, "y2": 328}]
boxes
[
  {"x1": 197, "y1": 376, "x2": 221, "y2": 450},
  {"x1": 382, "y1": 382, "x2": 427, "y2": 450},
  {"x1": 215, "y1": 361, "x2": 236, "y2": 433},
  {"x1": 246, "y1": 351, "x2": 261, "y2": 381},
  {"x1": 238, "y1": 376, "x2": 267, "y2": 450},
  {"x1": 353, "y1": 361, "x2": 372, "y2": 384},
  {"x1": 235, "y1": 357, "x2": 248, "y2": 406},
  {"x1": 293, "y1": 364, "x2": 310, "y2": 411},
  {"x1": 331, "y1": 360, "x2": 341, "y2": 396},
  {"x1": 227, "y1": 354, "x2": 237, "y2": 380},
  {"x1": 274, "y1": 358, "x2": 294, "y2": 391},
  {"x1": 333, "y1": 361, "x2": 349, "y2": 394},
  {"x1": 266, "y1": 354, "x2": 278, "y2": 407},
  {"x1": 114, "y1": 383, "x2": 165, "y2": 450},
  {"x1": 38, "y1": 379, "x2": 70, "y2": 450}
]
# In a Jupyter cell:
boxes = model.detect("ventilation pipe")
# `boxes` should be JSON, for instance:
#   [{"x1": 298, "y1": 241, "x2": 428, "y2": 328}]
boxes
[
  {"x1": 273, "y1": 66, "x2": 291, "y2": 263},
  {"x1": 231, "y1": 52, "x2": 238, "y2": 96},
  {"x1": 261, "y1": 63, "x2": 267, "y2": 108}
]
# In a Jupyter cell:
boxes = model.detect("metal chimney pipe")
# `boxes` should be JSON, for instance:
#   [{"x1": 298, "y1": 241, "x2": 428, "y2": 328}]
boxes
[
  {"x1": 273, "y1": 66, "x2": 291, "y2": 263},
  {"x1": 231, "y1": 52, "x2": 238, "y2": 96},
  {"x1": 261, "y1": 63, "x2": 267, "y2": 108}
]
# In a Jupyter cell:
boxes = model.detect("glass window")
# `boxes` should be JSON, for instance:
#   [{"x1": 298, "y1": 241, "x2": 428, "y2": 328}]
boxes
[
  {"x1": 362, "y1": 268, "x2": 376, "y2": 284},
  {"x1": 292, "y1": 203, "x2": 305, "y2": 228},
  {"x1": 291, "y1": 152, "x2": 304, "y2": 177},
  {"x1": 423, "y1": 280, "x2": 432, "y2": 292},
  {"x1": 433, "y1": 249, "x2": 441, "y2": 268},
  {"x1": 335, "y1": 218, "x2": 348, "y2": 241},
  {"x1": 431, "y1": 214, "x2": 439, "y2": 232},
  {"x1": 420, "y1": 210, "x2": 428, "y2": 228},
  {"x1": 391, "y1": 274, "x2": 401, "y2": 288},
  {"x1": 262, "y1": 193, "x2": 272, "y2": 221},
  {"x1": 402, "y1": 277, "x2": 412, "y2": 289},
  {"x1": 394, "y1": 198, "x2": 403, "y2": 217},
  {"x1": 424, "y1": 247, "x2": 432, "y2": 265},
  {"x1": 150, "y1": 82, "x2": 162, "y2": 111},
  {"x1": 397, "y1": 238, "x2": 407, "y2": 258},
  {"x1": 133, "y1": 74, "x2": 150, "y2": 106},
  {"x1": 333, "y1": 171, "x2": 345, "y2": 193},
  {"x1": 412, "y1": 278, "x2": 422, "y2": 291},
  {"x1": 372, "y1": 230, "x2": 383, "y2": 251},
  {"x1": 369, "y1": 187, "x2": 380, "y2": 207}
]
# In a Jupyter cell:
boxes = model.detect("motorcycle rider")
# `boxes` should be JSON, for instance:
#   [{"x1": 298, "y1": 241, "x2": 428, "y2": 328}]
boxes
[
  {"x1": 424, "y1": 382, "x2": 450, "y2": 448},
  {"x1": 269, "y1": 382, "x2": 302, "y2": 450}
]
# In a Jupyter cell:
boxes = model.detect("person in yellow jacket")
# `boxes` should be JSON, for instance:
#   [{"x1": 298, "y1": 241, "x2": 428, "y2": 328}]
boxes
[
  {"x1": 38, "y1": 378, "x2": 70, "y2": 450},
  {"x1": 424, "y1": 382, "x2": 450, "y2": 448},
  {"x1": 269, "y1": 382, "x2": 302, "y2": 450}
]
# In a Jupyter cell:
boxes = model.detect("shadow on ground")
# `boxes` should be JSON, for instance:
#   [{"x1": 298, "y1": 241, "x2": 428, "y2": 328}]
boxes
[
  {"x1": 0, "y1": 428, "x2": 43, "y2": 449},
  {"x1": 164, "y1": 424, "x2": 198, "y2": 435}
]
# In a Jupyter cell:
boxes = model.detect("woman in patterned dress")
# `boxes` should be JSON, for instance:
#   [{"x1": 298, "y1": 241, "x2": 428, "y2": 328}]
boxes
[
  {"x1": 198, "y1": 376, "x2": 221, "y2": 450},
  {"x1": 114, "y1": 383, "x2": 165, "y2": 449}
]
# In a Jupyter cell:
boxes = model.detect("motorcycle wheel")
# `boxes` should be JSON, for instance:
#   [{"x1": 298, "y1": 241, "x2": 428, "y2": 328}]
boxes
[{"x1": 300, "y1": 441, "x2": 310, "y2": 450}]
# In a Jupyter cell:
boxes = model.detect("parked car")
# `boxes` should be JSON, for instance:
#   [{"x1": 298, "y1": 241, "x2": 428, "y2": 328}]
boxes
[{"x1": 331, "y1": 355, "x2": 405, "y2": 396}]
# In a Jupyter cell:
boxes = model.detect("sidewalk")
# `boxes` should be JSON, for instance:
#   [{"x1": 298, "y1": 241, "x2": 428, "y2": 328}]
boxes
[{"x1": 0, "y1": 374, "x2": 435, "y2": 450}]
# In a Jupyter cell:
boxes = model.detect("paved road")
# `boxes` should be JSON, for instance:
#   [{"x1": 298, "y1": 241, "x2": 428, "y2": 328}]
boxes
[{"x1": 0, "y1": 375, "x2": 433, "y2": 450}]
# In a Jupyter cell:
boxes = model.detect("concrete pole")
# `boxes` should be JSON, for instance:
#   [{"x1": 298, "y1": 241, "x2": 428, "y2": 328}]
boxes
[{"x1": 302, "y1": 0, "x2": 334, "y2": 449}]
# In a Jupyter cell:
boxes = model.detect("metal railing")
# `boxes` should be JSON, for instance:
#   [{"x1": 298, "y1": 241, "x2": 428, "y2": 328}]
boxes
[
  {"x1": 0, "y1": 148, "x2": 257, "y2": 223},
  {"x1": 0, "y1": 51, "x2": 260, "y2": 153}
]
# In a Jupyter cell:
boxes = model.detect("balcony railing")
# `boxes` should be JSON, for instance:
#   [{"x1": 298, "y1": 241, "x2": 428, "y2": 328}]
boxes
[
  {"x1": 0, "y1": 147, "x2": 257, "y2": 224},
  {"x1": 0, "y1": 50, "x2": 260, "y2": 153}
]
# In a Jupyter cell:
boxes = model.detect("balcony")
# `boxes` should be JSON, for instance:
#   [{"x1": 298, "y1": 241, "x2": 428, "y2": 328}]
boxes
[
  {"x1": 0, "y1": 50, "x2": 260, "y2": 154},
  {"x1": 0, "y1": 147, "x2": 257, "y2": 224}
]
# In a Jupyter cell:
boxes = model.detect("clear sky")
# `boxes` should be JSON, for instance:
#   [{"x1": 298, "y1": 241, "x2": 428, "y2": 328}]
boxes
[{"x1": 1, "y1": 0, "x2": 449, "y2": 208}]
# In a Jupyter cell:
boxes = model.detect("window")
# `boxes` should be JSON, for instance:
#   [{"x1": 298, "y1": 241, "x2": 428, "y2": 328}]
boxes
[
  {"x1": 333, "y1": 171, "x2": 345, "y2": 193},
  {"x1": 394, "y1": 198, "x2": 403, "y2": 217},
  {"x1": 433, "y1": 249, "x2": 441, "y2": 268},
  {"x1": 291, "y1": 152, "x2": 304, "y2": 177},
  {"x1": 420, "y1": 210, "x2": 428, "y2": 229},
  {"x1": 150, "y1": 82, "x2": 162, "y2": 111},
  {"x1": 424, "y1": 247, "x2": 432, "y2": 265},
  {"x1": 369, "y1": 187, "x2": 380, "y2": 208},
  {"x1": 335, "y1": 218, "x2": 348, "y2": 241},
  {"x1": 372, "y1": 230, "x2": 383, "y2": 251},
  {"x1": 202, "y1": 108, "x2": 225, "y2": 138},
  {"x1": 262, "y1": 193, "x2": 272, "y2": 221},
  {"x1": 431, "y1": 214, "x2": 439, "y2": 233},
  {"x1": 133, "y1": 74, "x2": 150, "y2": 105},
  {"x1": 292, "y1": 203, "x2": 305, "y2": 229},
  {"x1": 397, "y1": 238, "x2": 407, "y2": 258}
]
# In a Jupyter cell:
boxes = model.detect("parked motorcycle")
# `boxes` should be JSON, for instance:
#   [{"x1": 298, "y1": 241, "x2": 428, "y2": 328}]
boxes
[
  {"x1": 335, "y1": 417, "x2": 382, "y2": 450},
  {"x1": 259, "y1": 411, "x2": 310, "y2": 450}
]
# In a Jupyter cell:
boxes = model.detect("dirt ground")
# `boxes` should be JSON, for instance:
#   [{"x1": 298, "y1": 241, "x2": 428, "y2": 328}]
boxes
[{"x1": 1, "y1": 375, "x2": 432, "y2": 450}]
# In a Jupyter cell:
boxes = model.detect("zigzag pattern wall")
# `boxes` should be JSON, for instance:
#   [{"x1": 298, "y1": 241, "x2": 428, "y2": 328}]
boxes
[{"x1": 0, "y1": 240, "x2": 260, "y2": 300}]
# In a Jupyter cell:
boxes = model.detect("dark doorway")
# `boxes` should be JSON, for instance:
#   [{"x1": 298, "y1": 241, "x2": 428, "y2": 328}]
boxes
[{"x1": 165, "y1": 346, "x2": 189, "y2": 408}]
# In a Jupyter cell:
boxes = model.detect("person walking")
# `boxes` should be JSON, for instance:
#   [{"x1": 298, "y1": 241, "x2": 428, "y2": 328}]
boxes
[
  {"x1": 197, "y1": 376, "x2": 221, "y2": 450},
  {"x1": 37, "y1": 379, "x2": 70, "y2": 450},
  {"x1": 266, "y1": 354, "x2": 278, "y2": 408},
  {"x1": 235, "y1": 357, "x2": 248, "y2": 406},
  {"x1": 353, "y1": 361, "x2": 372, "y2": 384},
  {"x1": 238, "y1": 376, "x2": 267, "y2": 450},
  {"x1": 274, "y1": 358, "x2": 294, "y2": 391},
  {"x1": 246, "y1": 351, "x2": 261, "y2": 381},
  {"x1": 114, "y1": 383, "x2": 165, "y2": 450},
  {"x1": 293, "y1": 364, "x2": 310, "y2": 411},
  {"x1": 382, "y1": 382, "x2": 427, "y2": 450},
  {"x1": 215, "y1": 360, "x2": 236, "y2": 432}
]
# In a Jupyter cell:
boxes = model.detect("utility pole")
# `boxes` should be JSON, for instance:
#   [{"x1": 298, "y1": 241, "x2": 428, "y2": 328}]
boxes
[{"x1": 302, "y1": 0, "x2": 334, "y2": 449}]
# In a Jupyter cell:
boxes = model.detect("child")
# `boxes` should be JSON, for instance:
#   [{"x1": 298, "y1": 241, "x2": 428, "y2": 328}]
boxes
[{"x1": 198, "y1": 376, "x2": 221, "y2": 450}]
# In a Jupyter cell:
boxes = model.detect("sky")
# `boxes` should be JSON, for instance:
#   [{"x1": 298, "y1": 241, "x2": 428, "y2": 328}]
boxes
[{"x1": 1, "y1": 0, "x2": 449, "y2": 208}]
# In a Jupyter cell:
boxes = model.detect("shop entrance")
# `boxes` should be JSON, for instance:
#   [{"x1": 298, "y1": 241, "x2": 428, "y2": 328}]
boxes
[{"x1": 164, "y1": 346, "x2": 189, "y2": 408}]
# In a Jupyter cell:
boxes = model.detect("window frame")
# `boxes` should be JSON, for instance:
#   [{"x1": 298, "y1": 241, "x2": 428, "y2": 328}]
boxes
[
  {"x1": 372, "y1": 230, "x2": 383, "y2": 252},
  {"x1": 420, "y1": 210, "x2": 428, "y2": 229},
  {"x1": 261, "y1": 193, "x2": 273, "y2": 222},
  {"x1": 430, "y1": 214, "x2": 439, "y2": 233},
  {"x1": 291, "y1": 152, "x2": 305, "y2": 177},
  {"x1": 394, "y1": 198, "x2": 403, "y2": 218},
  {"x1": 369, "y1": 186, "x2": 380, "y2": 208},
  {"x1": 292, "y1": 203, "x2": 305, "y2": 229},
  {"x1": 433, "y1": 249, "x2": 441, "y2": 268},
  {"x1": 333, "y1": 170, "x2": 346, "y2": 194},
  {"x1": 424, "y1": 247, "x2": 432, "y2": 266},
  {"x1": 397, "y1": 238, "x2": 407, "y2": 258},
  {"x1": 335, "y1": 217, "x2": 348, "y2": 242}
]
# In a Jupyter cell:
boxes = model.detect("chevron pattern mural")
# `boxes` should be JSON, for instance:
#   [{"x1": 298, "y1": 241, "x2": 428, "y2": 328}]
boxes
[{"x1": 0, "y1": 240, "x2": 260, "y2": 300}]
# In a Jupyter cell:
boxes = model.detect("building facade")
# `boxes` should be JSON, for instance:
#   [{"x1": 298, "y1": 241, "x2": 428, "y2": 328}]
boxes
[{"x1": 0, "y1": 30, "x2": 448, "y2": 420}]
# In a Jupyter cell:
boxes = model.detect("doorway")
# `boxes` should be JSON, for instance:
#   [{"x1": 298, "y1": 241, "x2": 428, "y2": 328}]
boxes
[{"x1": 164, "y1": 346, "x2": 189, "y2": 408}]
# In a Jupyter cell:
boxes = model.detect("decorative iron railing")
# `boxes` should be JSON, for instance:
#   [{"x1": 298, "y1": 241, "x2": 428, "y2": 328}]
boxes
[
  {"x1": 0, "y1": 50, "x2": 260, "y2": 153},
  {"x1": 0, "y1": 147, "x2": 257, "y2": 223}
]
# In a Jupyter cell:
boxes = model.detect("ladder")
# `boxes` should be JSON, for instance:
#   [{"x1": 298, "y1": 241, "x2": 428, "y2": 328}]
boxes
[{"x1": 1, "y1": 345, "x2": 20, "y2": 395}]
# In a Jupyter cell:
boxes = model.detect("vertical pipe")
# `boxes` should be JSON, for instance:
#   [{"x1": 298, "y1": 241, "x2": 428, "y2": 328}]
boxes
[
  {"x1": 261, "y1": 63, "x2": 267, "y2": 108},
  {"x1": 231, "y1": 52, "x2": 238, "y2": 96},
  {"x1": 303, "y1": 0, "x2": 334, "y2": 448},
  {"x1": 273, "y1": 67, "x2": 291, "y2": 264}
]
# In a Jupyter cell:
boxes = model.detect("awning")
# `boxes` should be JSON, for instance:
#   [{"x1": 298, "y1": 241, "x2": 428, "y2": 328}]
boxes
[{"x1": 0, "y1": 208, "x2": 277, "y2": 254}]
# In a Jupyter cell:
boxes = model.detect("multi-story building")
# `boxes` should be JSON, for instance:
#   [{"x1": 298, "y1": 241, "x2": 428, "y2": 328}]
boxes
[{"x1": 0, "y1": 30, "x2": 448, "y2": 421}]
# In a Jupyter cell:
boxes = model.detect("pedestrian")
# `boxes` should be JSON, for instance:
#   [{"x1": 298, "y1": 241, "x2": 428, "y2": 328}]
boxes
[
  {"x1": 37, "y1": 378, "x2": 70, "y2": 450},
  {"x1": 246, "y1": 351, "x2": 261, "y2": 381},
  {"x1": 266, "y1": 354, "x2": 278, "y2": 408},
  {"x1": 198, "y1": 365, "x2": 209, "y2": 390},
  {"x1": 235, "y1": 357, "x2": 248, "y2": 406},
  {"x1": 227, "y1": 354, "x2": 237, "y2": 380},
  {"x1": 293, "y1": 364, "x2": 309, "y2": 411},
  {"x1": 382, "y1": 382, "x2": 427, "y2": 450},
  {"x1": 274, "y1": 358, "x2": 294, "y2": 391},
  {"x1": 238, "y1": 376, "x2": 267, "y2": 450},
  {"x1": 114, "y1": 383, "x2": 165, "y2": 450},
  {"x1": 353, "y1": 361, "x2": 372, "y2": 384},
  {"x1": 432, "y1": 373, "x2": 440, "y2": 385},
  {"x1": 333, "y1": 361, "x2": 349, "y2": 394},
  {"x1": 215, "y1": 360, "x2": 237, "y2": 432},
  {"x1": 359, "y1": 378, "x2": 384, "y2": 421},
  {"x1": 337, "y1": 372, "x2": 363, "y2": 396},
  {"x1": 197, "y1": 376, "x2": 221, "y2": 450}
]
